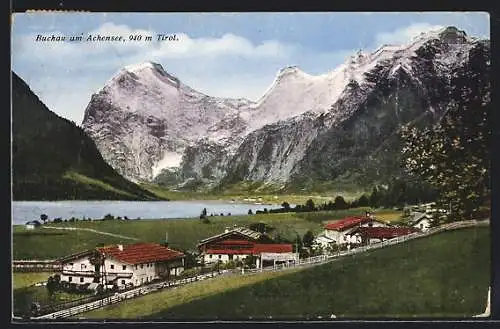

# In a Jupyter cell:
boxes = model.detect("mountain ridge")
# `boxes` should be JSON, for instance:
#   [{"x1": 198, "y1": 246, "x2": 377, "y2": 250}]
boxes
[{"x1": 81, "y1": 26, "x2": 490, "y2": 192}]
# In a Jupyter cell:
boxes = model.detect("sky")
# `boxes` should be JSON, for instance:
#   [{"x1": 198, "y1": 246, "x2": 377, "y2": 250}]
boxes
[{"x1": 11, "y1": 12, "x2": 490, "y2": 124}]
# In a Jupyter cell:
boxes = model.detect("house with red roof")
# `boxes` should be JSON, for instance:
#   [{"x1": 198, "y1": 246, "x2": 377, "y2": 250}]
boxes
[
  {"x1": 59, "y1": 242, "x2": 185, "y2": 289},
  {"x1": 197, "y1": 227, "x2": 296, "y2": 268},
  {"x1": 314, "y1": 214, "x2": 390, "y2": 248}
]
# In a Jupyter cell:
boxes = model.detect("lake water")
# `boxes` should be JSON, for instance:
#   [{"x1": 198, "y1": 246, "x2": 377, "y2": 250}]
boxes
[{"x1": 11, "y1": 201, "x2": 280, "y2": 225}]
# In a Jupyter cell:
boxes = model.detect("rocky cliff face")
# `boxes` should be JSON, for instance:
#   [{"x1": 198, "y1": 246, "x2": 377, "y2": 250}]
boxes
[
  {"x1": 82, "y1": 27, "x2": 490, "y2": 192},
  {"x1": 82, "y1": 62, "x2": 253, "y2": 182}
]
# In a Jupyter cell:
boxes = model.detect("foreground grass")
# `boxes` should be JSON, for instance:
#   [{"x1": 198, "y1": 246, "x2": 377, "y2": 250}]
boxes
[
  {"x1": 80, "y1": 269, "x2": 303, "y2": 320},
  {"x1": 12, "y1": 272, "x2": 54, "y2": 290},
  {"x1": 13, "y1": 208, "x2": 400, "y2": 259},
  {"x1": 82, "y1": 227, "x2": 489, "y2": 319}
]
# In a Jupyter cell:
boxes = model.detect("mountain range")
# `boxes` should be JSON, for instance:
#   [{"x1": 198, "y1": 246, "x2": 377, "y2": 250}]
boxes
[{"x1": 14, "y1": 26, "x2": 490, "y2": 198}]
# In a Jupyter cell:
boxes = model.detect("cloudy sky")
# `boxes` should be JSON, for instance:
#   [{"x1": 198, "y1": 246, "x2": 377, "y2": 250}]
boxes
[{"x1": 11, "y1": 12, "x2": 489, "y2": 124}]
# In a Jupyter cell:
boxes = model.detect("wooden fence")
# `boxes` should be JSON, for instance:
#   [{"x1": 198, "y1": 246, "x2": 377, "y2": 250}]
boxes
[
  {"x1": 30, "y1": 272, "x2": 222, "y2": 320},
  {"x1": 12, "y1": 260, "x2": 62, "y2": 272}
]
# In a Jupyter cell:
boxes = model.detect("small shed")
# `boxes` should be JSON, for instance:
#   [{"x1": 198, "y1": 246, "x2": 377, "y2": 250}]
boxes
[{"x1": 25, "y1": 220, "x2": 41, "y2": 230}]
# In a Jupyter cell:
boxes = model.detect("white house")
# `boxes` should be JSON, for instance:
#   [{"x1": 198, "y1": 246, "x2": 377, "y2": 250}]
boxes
[
  {"x1": 318, "y1": 215, "x2": 390, "y2": 246},
  {"x1": 59, "y1": 243, "x2": 185, "y2": 289},
  {"x1": 25, "y1": 220, "x2": 41, "y2": 230},
  {"x1": 407, "y1": 211, "x2": 433, "y2": 232}
]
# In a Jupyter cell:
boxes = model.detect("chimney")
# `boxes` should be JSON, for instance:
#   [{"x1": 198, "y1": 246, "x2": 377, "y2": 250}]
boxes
[{"x1": 118, "y1": 244, "x2": 123, "y2": 251}]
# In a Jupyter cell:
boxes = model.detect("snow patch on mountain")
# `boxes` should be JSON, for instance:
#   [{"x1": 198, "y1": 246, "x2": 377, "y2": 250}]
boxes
[{"x1": 152, "y1": 151, "x2": 183, "y2": 177}]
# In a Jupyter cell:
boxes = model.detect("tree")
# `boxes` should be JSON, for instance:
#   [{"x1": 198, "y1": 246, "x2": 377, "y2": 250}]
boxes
[
  {"x1": 40, "y1": 214, "x2": 48, "y2": 224},
  {"x1": 46, "y1": 275, "x2": 57, "y2": 299},
  {"x1": 293, "y1": 234, "x2": 303, "y2": 254},
  {"x1": 88, "y1": 250, "x2": 105, "y2": 284},
  {"x1": 400, "y1": 42, "x2": 490, "y2": 221},
  {"x1": 302, "y1": 230, "x2": 315, "y2": 248},
  {"x1": 334, "y1": 196, "x2": 348, "y2": 210},
  {"x1": 281, "y1": 202, "x2": 291, "y2": 212},
  {"x1": 304, "y1": 199, "x2": 316, "y2": 212},
  {"x1": 357, "y1": 194, "x2": 370, "y2": 207},
  {"x1": 369, "y1": 186, "x2": 381, "y2": 208}
]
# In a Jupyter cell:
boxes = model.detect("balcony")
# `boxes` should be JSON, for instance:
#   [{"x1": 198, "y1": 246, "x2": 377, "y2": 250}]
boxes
[{"x1": 62, "y1": 269, "x2": 133, "y2": 278}]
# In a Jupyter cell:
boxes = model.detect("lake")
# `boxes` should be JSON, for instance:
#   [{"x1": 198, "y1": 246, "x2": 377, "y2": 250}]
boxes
[{"x1": 11, "y1": 201, "x2": 281, "y2": 226}]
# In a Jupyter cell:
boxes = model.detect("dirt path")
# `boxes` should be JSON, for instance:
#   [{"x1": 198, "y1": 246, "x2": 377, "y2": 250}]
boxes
[{"x1": 42, "y1": 226, "x2": 139, "y2": 241}]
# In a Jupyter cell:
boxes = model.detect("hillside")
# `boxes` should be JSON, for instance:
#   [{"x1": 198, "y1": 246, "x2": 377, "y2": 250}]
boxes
[
  {"x1": 11, "y1": 72, "x2": 162, "y2": 201},
  {"x1": 81, "y1": 226, "x2": 489, "y2": 319}
]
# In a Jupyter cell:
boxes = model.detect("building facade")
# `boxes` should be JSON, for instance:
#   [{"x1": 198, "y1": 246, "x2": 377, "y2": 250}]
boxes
[
  {"x1": 198, "y1": 227, "x2": 296, "y2": 268},
  {"x1": 316, "y1": 216, "x2": 390, "y2": 247},
  {"x1": 59, "y1": 243, "x2": 185, "y2": 289}
]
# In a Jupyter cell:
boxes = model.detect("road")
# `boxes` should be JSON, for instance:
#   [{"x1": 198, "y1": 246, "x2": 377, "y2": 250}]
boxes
[{"x1": 42, "y1": 226, "x2": 139, "y2": 241}]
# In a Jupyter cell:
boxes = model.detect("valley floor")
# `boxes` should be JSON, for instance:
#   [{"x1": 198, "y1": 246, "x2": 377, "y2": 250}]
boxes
[{"x1": 13, "y1": 208, "x2": 396, "y2": 259}]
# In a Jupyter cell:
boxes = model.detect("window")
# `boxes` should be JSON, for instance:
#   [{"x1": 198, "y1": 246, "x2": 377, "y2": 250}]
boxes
[
  {"x1": 218, "y1": 255, "x2": 222, "y2": 259},
  {"x1": 80, "y1": 277, "x2": 84, "y2": 283},
  {"x1": 122, "y1": 265, "x2": 126, "y2": 270},
  {"x1": 121, "y1": 280, "x2": 125, "y2": 285},
  {"x1": 146, "y1": 263, "x2": 149, "y2": 268},
  {"x1": 69, "y1": 263, "x2": 73, "y2": 266},
  {"x1": 141, "y1": 264, "x2": 144, "y2": 269},
  {"x1": 209, "y1": 255, "x2": 213, "y2": 259},
  {"x1": 135, "y1": 265, "x2": 137, "y2": 270},
  {"x1": 81, "y1": 264, "x2": 86, "y2": 270},
  {"x1": 110, "y1": 264, "x2": 114, "y2": 269},
  {"x1": 229, "y1": 255, "x2": 233, "y2": 260},
  {"x1": 141, "y1": 278, "x2": 144, "y2": 284},
  {"x1": 69, "y1": 277, "x2": 72, "y2": 282}
]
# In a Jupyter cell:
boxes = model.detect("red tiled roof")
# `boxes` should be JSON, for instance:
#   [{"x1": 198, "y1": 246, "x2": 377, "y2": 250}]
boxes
[
  {"x1": 205, "y1": 243, "x2": 293, "y2": 255},
  {"x1": 324, "y1": 216, "x2": 370, "y2": 231},
  {"x1": 98, "y1": 243, "x2": 184, "y2": 265},
  {"x1": 253, "y1": 244, "x2": 293, "y2": 253},
  {"x1": 354, "y1": 227, "x2": 418, "y2": 239}
]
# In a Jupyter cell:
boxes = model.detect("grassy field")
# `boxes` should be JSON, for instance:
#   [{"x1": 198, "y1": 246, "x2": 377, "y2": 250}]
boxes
[
  {"x1": 14, "y1": 208, "x2": 393, "y2": 259},
  {"x1": 13, "y1": 227, "x2": 131, "y2": 260},
  {"x1": 12, "y1": 272, "x2": 54, "y2": 290},
  {"x1": 81, "y1": 226, "x2": 490, "y2": 319}
]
